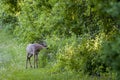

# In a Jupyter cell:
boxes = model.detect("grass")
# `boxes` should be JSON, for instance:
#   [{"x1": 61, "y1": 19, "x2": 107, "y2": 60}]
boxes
[{"x1": 0, "y1": 31, "x2": 115, "y2": 80}]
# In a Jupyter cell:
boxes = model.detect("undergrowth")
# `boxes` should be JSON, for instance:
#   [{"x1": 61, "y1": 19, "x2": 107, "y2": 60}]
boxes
[{"x1": 0, "y1": 31, "x2": 115, "y2": 80}]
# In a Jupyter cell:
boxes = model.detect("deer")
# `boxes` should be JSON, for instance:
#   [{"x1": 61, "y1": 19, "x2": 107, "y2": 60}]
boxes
[{"x1": 26, "y1": 42, "x2": 47, "y2": 69}]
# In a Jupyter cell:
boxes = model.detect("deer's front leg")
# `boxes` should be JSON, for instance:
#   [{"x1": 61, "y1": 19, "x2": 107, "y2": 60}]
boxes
[
  {"x1": 36, "y1": 54, "x2": 39, "y2": 68},
  {"x1": 29, "y1": 57, "x2": 32, "y2": 68},
  {"x1": 34, "y1": 54, "x2": 36, "y2": 68}
]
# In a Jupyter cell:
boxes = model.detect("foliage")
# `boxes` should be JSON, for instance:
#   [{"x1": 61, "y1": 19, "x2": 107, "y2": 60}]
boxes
[
  {"x1": 0, "y1": 0, "x2": 19, "y2": 33},
  {"x1": 0, "y1": 32, "x2": 113, "y2": 80},
  {"x1": 52, "y1": 33, "x2": 108, "y2": 75},
  {"x1": 101, "y1": 30, "x2": 120, "y2": 80},
  {"x1": 0, "y1": 0, "x2": 120, "y2": 79}
]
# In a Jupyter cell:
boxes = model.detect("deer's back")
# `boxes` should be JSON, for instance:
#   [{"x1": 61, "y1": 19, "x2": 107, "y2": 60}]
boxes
[{"x1": 26, "y1": 43, "x2": 43, "y2": 54}]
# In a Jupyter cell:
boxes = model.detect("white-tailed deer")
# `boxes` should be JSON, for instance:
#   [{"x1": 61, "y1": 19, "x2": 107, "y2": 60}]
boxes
[{"x1": 26, "y1": 42, "x2": 47, "y2": 69}]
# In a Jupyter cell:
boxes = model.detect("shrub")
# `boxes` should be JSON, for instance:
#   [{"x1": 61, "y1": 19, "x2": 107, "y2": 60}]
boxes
[
  {"x1": 52, "y1": 33, "x2": 108, "y2": 75},
  {"x1": 101, "y1": 30, "x2": 120, "y2": 80}
]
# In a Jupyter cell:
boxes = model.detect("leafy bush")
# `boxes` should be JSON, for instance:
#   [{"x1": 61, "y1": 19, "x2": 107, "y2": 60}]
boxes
[
  {"x1": 0, "y1": 0, "x2": 19, "y2": 33},
  {"x1": 51, "y1": 33, "x2": 108, "y2": 75},
  {"x1": 0, "y1": 14, "x2": 18, "y2": 33},
  {"x1": 12, "y1": 0, "x2": 105, "y2": 42},
  {"x1": 101, "y1": 30, "x2": 120, "y2": 80}
]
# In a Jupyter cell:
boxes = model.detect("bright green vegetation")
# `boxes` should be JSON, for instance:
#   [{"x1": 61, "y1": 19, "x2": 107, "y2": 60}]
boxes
[
  {"x1": 0, "y1": 32, "x2": 111, "y2": 80},
  {"x1": 0, "y1": 0, "x2": 120, "y2": 80}
]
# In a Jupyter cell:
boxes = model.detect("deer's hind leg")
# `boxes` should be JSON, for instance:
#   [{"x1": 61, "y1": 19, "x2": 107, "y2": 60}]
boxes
[
  {"x1": 34, "y1": 52, "x2": 39, "y2": 68},
  {"x1": 33, "y1": 53, "x2": 39, "y2": 68},
  {"x1": 26, "y1": 53, "x2": 33, "y2": 69}
]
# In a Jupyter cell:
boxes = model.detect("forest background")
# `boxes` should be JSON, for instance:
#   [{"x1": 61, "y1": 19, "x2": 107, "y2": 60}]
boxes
[{"x1": 0, "y1": 0, "x2": 120, "y2": 80}]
